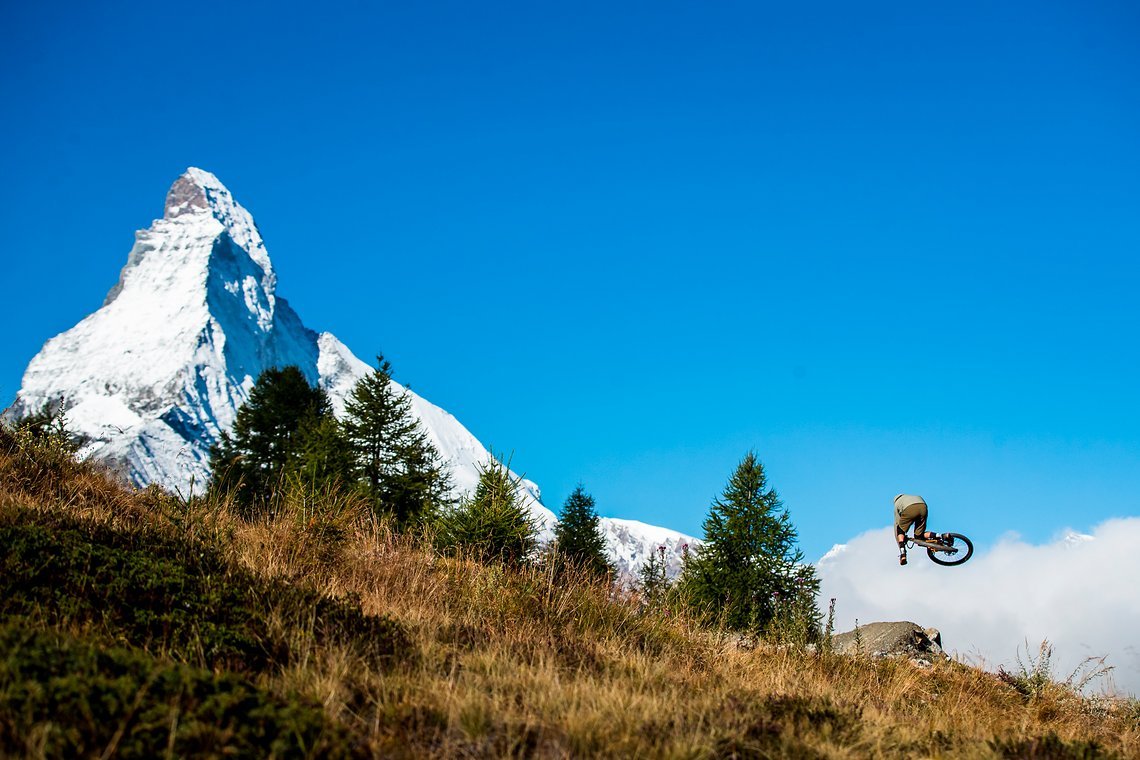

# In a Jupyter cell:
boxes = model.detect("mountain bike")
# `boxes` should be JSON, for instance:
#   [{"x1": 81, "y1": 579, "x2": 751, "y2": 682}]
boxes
[{"x1": 909, "y1": 533, "x2": 974, "y2": 566}]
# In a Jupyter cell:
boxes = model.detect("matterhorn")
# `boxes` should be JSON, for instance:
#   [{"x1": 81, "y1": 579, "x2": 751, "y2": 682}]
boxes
[{"x1": 4, "y1": 168, "x2": 695, "y2": 576}]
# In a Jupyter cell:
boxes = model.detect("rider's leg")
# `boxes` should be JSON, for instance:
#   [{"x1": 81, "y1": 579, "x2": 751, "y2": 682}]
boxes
[
  {"x1": 895, "y1": 512, "x2": 916, "y2": 565},
  {"x1": 914, "y1": 510, "x2": 931, "y2": 542}
]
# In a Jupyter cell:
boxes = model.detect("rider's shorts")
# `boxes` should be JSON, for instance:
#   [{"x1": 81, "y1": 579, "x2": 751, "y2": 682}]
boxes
[{"x1": 895, "y1": 500, "x2": 928, "y2": 537}]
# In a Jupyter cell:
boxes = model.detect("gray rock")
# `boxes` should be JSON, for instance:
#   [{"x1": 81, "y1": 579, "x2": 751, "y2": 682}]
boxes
[{"x1": 829, "y1": 621, "x2": 947, "y2": 665}]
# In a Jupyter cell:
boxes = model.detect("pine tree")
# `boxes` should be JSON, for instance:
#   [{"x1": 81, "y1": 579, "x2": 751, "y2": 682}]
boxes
[
  {"x1": 553, "y1": 485, "x2": 612, "y2": 577},
  {"x1": 437, "y1": 457, "x2": 537, "y2": 567},
  {"x1": 677, "y1": 452, "x2": 819, "y2": 634},
  {"x1": 637, "y1": 544, "x2": 671, "y2": 607},
  {"x1": 383, "y1": 430, "x2": 454, "y2": 526},
  {"x1": 341, "y1": 355, "x2": 452, "y2": 527},
  {"x1": 209, "y1": 366, "x2": 331, "y2": 514},
  {"x1": 287, "y1": 412, "x2": 355, "y2": 492}
]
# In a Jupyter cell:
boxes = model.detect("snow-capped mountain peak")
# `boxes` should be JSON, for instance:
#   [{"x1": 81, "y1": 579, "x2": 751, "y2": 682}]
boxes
[
  {"x1": 170, "y1": 167, "x2": 271, "y2": 276},
  {"x1": 163, "y1": 171, "x2": 211, "y2": 218}
]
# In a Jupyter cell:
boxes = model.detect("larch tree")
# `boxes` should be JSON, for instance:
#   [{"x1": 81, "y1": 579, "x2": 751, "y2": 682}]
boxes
[
  {"x1": 678, "y1": 451, "x2": 820, "y2": 634},
  {"x1": 341, "y1": 355, "x2": 452, "y2": 527}
]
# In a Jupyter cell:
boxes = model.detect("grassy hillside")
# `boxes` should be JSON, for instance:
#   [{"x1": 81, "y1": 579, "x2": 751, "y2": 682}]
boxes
[{"x1": 1, "y1": 425, "x2": 1137, "y2": 758}]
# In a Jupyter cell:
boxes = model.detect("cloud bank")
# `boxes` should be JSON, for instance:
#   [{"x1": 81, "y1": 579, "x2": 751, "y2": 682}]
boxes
[{"x1": 816, "y1": 518, "x2": 1140, "y2": 696}]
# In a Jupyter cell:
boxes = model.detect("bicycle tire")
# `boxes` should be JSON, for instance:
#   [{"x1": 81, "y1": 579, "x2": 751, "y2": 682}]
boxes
[{"x1": 927, "y1": 533, "x2": 973, "y2": 566}]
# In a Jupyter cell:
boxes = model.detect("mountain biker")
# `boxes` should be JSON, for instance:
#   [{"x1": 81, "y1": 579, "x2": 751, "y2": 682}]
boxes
[{"x1": 894, "y1": 493, "x2": 944, "y2": 566}]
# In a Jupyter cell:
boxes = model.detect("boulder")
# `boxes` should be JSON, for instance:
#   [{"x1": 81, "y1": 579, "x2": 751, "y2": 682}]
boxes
[{"x1": 829, "y1": 621, "x2": 947, "y2": 666}]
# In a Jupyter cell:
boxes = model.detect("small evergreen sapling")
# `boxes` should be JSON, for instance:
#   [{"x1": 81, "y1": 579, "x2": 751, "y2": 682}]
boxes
[
  {"x1": 638, "y1": 544, "x2": 671, "y2": 608},
  {"x1": 553, "y1": 485, "x2": 613, "y2": 578},
  {"x1": 288, "y1": 412, "x2": 356, "y2": 492},
  {"x1": 437, "y1": 456, "x2": 537, "y2": 567}
]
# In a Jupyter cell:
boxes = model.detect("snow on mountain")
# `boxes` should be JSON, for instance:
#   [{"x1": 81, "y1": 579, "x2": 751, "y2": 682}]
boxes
[
  {"x1": 1060, "y1": 530, "x2": 1095, "y2": 549},
  {"x1": 600, "y1": 518, "x2": 694, "y2": 580},
  {"x1": 4, "y1": 167, "x2": 695, "y2": 577},
  {"x1": 817, "y1": 543, "x2": 847, "y2": 566}
]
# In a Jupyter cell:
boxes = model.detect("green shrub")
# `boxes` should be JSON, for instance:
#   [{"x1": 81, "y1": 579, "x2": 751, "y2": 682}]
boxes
[
  {"x1": 0, "y1": 623, "x2": 366, "y2": 758},
  {"x1": 0, "y1": 509, "x2": 409, "y2": 673},
  {"x1": 436, "y1": 458, "x2": 537, "y2": 567}
]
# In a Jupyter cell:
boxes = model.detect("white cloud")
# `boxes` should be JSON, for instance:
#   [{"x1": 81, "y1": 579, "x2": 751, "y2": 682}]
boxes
[{"x1": 816, "y1": 518, "x2": 1140, "y2": 696}]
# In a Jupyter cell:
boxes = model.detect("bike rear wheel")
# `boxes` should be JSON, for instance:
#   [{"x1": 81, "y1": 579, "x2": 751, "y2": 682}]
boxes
[{"x1": 927, "y1": 533, "x2": 973, "y2": 566}]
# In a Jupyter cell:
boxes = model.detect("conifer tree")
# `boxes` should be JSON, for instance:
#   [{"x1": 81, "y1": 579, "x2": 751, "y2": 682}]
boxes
[
  {"x1": 437, "y1": 457, "x2": 536, "y2": 566},
  {"x1": 553, "y1": 485, "x2": 612, "y2": 577},
  {"x1": 210, "y1": 366, "x2": 331, "y2": 513},
  {"x1": 383, "y1": 431, "x2": 454, "y2": 526},
  {"x1": 637, "y1": 544, "x2": 671, "y2": 607},
  {"x1": 287, "y1": 412, "x2": 355, "y2": 492},
  {"x1": 341, "y1": 355, "x2": 452, "y2": 527},
  {"x1": 678, "y1": 452, "x2": 819, "y2": 634}
]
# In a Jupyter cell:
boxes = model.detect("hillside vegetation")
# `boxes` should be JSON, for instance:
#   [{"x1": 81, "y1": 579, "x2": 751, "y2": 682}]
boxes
[{"x1": 1, "y1": 425, "x2": 1137, "y2": 758}]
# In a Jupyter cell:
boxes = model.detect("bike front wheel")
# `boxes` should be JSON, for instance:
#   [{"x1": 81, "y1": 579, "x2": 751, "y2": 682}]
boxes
[{"x1": 927, "y1": 533, "x2": 974, "y2": 566}]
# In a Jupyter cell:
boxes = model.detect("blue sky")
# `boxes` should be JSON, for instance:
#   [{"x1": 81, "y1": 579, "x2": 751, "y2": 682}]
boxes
[{"x1": 2, "y1": 1, "x2": 1138, "y2": 560}]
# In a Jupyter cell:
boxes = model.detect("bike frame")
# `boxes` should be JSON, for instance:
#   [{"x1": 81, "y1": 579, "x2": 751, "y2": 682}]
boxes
[{"x1": 909, "y1": 537, "x2": 958, "y2": 554}]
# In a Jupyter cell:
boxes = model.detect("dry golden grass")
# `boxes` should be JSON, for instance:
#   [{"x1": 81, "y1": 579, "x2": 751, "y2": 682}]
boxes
[
  {"x1": 252, "y1": 525, "x2": 1140, "y2": 758},
  {"x1": 2, "y1": 425, "x2": 1138, "y2": 758}
]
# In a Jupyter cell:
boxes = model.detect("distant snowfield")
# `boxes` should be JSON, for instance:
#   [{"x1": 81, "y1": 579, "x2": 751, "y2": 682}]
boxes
[{"x1": 817, "y1": 517, "x2": 1140, "y2": 696}]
